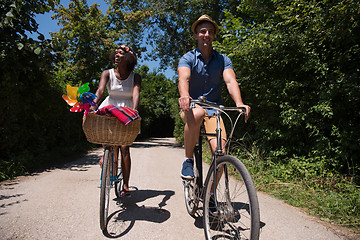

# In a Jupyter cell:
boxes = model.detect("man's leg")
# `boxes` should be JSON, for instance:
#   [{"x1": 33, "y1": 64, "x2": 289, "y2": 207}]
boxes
[
  {"x1": 205, "y1": 115, "x2": 227, "y2": 155},
  {"x1": 205, "y1": 116, "x2": 227, "y2": 197},
  {"x1": 181, "y1": 106, "x2": 205, "y2": 179},
  {"x1": 208, "y1": 138, "x2": 226, "y2": 155},
  {"x1": 208, "y1": 138, "x2": 227, "y2": 213},
  {"x1": 184, "y1": 107, "x2": 205, "y2": 158}
]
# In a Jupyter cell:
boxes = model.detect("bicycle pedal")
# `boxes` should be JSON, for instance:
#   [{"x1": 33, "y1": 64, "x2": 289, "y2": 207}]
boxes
[
  {"x1": 210, "y1": 210, "x2": 220, "y2": 217},
  {"x1": 182, "y1": 178, "x2": 194, "y2": 185},
  {"x1": 181, "y1": 175, "x2": 194, "y2": 181}
]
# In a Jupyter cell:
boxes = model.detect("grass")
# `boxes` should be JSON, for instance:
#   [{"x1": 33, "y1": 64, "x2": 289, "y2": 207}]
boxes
[
  {"x1": 201, "y1": 141, "x2": 360, "y2": 235},
  {"x1": 253, "y1": 165, "x2": 360, "y2": 225},
  {"x1": 0, "y1": 141, "x2": 95, "y2": 181}
]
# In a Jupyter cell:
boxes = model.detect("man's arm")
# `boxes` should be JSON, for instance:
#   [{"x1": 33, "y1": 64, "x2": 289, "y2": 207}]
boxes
[
  {"x1": 178, "y1": 66, "x2": 192, "y2": 112},
  {"x1": 223, "y1": 68, "x2": 251, "y2": 121}
]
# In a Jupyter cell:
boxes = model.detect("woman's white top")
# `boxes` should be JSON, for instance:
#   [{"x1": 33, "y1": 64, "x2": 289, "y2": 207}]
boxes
[{"x1": 99, "y1": 69, "x2": 134, "y2": 109}]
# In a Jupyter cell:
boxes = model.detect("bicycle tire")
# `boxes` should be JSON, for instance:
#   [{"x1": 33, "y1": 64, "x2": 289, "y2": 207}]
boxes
[
  {"x1": 183, "y1": 178, "x2": 200, "y2": 216},
  {"x1": 183, "y1": 149, "x2": 201, "y2": 216},
  {"x1": 100, "y1": 148, "x2": 111, "y2": 231},
  {"x1": 203, "y1": 155, "x2": 260, "y2": 240}
]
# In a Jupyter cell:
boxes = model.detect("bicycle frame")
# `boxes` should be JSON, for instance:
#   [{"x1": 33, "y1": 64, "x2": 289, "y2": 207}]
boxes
[
  {"x1": 190, "y1": 98, "x2": 246, "y2": 209},
  {"x1": 184, "y1": 98, "x2": 260, "y2": 240},
  {"x1": 100, "y1": 145, "x2": 119, "y2": 188},
  {"x1": 99, "y1": 145, "x2": 123, "y2": 231}
]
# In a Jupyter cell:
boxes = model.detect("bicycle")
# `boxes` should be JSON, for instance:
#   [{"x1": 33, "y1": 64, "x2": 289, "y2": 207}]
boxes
[
  {"x1": 182, "y1": 97, "x2": 260, "y2": 240},
  {"x1": 82, "y1": 112, "x2": 140, "y2": 231},
  {"x1": 99, "y1": 145, "x2": 123, "y2": 231}
]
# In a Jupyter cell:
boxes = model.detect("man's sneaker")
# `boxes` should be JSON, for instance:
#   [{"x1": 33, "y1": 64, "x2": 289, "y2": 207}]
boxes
[{"x1": 181, "y1": 159, "x2": 194, "y2": 179}]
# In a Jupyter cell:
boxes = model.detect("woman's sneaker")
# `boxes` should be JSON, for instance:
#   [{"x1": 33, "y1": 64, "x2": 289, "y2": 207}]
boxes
[{"x1": 181, "y1": 158, "x2": 194, "y2": 179}]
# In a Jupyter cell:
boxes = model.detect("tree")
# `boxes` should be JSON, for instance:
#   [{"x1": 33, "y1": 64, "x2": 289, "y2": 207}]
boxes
[
  {"x1": 0, "y1": 0, "x2": 88, "y2": 179},
  {"x1": 51, "y1": 0, "x2": 180, "y2": 139},
  {"x1": 217, "y1": 0, "x2": 360, "y2": 175},
  {"x1": 137, "y1": 65, "x2": 178, "y2": 137},
  {"x1": 107, "y1": 0, "x2": 246, "y2": 71},
  {"x1": 51, "y1": 0, "x2": 117, "y2": 88}
]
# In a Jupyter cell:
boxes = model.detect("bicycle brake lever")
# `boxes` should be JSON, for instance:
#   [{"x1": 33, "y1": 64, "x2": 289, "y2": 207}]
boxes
[{"x1": 198, "y1": 96, "x2": 207, "y2": 102}]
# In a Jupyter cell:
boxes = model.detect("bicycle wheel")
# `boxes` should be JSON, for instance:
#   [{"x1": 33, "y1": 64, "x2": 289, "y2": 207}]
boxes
[
  {"x1": 183, "y1": 178, "x2": 200, "y2": 216},
  {"x1": 100, "y1": 148, "x2": 111, "y2": 231},
  {"x1": 203, "y1": 155, "x2": 260, "y2": 240},
  {"x1": 183, "y1": 148, "x2": 201, "y2": 216}
]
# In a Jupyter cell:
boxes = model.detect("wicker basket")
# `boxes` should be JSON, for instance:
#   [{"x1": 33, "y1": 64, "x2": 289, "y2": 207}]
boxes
[{"x1": 82, "y1": 113, "x2": 140, "y2": 146}]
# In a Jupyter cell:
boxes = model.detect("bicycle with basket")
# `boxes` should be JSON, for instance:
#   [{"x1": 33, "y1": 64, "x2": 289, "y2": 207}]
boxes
[
  {"x1": 61, "y1": 83, "x2": 141, "y2": 231},
  {"x1": 82, "y1": 112, "x2": 140, "y2": 231}
]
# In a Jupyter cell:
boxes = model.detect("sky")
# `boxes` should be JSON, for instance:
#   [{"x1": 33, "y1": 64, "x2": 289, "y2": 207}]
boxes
[{"x1": 33, "y1": 0, "x2": 176, "y2": 79}]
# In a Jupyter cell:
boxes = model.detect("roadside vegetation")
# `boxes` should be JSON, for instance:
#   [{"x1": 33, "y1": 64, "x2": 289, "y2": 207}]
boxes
[
  {"x1": 236, "y1": 145, "x2": 359, "y2": 233},
  {"x1": 1, "y1": 0, "x2": 359, "y2": 235},
  {"x1": 202, "y1": 142, "x2": 360, "y2": 234}
]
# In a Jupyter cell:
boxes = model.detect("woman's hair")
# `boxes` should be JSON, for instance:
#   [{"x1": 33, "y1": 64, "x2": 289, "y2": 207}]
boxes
[{"x1": 109, "y1": 45, "x2": 137, "y2": 72}]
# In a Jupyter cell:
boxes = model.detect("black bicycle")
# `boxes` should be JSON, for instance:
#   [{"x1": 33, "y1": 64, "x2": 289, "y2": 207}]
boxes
[{"x1": 183, "y1": 97, "x2": 260, "y2": 240}]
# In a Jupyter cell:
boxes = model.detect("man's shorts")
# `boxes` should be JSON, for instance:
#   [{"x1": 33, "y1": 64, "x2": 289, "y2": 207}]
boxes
[{"x1": 180, "y1": 107, "x2": 227, "y2": 141}]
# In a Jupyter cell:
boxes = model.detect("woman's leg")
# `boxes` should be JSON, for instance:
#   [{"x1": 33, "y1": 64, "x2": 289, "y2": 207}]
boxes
[
  {"x1": 120, "y1": 145, "x2": 131, "y2": 191},
  {"x1": 113, "y1": 147, "x2": 119, "y2": 177}
]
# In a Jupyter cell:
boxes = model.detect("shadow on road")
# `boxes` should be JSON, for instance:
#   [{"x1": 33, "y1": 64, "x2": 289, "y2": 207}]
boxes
[
  {"x1": 131, "y1": 137, "x2": 182, "y2": 149},
  {"x1": 189, "y1": 202, "x2": 266, "y2": 234},
  {"x1": 103, "y1": 188, "x2": 175, "y2": 238},
  {"x1": 11, "y1": 138, "x2": 181, "y2": 178}
]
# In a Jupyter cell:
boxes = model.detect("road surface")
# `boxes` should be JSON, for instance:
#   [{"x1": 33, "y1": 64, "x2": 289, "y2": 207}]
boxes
[{"x1": 0, "y1": 138, "x2": 356, "y2": 239}]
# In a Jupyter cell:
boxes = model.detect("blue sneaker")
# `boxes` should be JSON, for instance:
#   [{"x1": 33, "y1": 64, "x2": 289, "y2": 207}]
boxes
[{"x1": 181, "y1": 159, "x2": 194, "y2": 179}]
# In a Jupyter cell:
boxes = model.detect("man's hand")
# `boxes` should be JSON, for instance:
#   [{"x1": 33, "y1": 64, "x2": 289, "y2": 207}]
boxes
[
  {"x1": 237, "y1": 104, "x2": 251, "y2": 123},
  {"x1": 179, "y1": 96, "x2": 191, "y2": 112}
]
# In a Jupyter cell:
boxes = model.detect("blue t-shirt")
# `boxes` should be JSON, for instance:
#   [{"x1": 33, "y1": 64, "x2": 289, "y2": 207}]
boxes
[{"x1": 178, "y1": 48, "x2": 233, "y2": 115}]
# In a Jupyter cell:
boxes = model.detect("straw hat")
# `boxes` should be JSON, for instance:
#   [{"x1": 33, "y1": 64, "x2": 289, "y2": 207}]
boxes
[{"x1": 191, "y1": 14, "x2": 219, "y2": 35}]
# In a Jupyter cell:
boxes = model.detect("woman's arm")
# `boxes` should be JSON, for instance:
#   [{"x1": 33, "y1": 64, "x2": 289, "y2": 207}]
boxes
[
  {"x1": 94, "y1": 69, "x2": 110, "y2": 105},
  {"x1": 132, "y1": 73, "x2": 142, "y2": 111}
]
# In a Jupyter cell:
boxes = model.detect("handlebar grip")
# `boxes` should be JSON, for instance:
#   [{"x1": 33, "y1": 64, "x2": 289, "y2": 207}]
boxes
[{"x1": 198, "y1": 96, "x2": 207, "y2": 102}]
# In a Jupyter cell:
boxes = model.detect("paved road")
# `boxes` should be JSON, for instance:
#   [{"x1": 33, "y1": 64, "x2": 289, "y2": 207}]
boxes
[{"x1": 0, "y1": 138, "x2": 356, "y2": 239}]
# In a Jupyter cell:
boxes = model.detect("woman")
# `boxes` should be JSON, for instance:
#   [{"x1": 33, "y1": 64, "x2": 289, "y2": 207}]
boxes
[{"x1": 94, "y1": 45, "x2": 141, "y2": 196}]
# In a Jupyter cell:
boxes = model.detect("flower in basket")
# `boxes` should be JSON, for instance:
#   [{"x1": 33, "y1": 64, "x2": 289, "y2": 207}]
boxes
[{"x1": 62, "y1": 83, "x2": 97, "y2": 115}]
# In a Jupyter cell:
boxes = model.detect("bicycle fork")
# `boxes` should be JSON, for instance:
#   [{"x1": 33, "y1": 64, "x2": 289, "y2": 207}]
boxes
[
  {"x1": 211, "y1": 110, "x2": 224, "y2": 213},
  {"x1": 99, "y1": 147, "x2": 119, "y2": 188}
]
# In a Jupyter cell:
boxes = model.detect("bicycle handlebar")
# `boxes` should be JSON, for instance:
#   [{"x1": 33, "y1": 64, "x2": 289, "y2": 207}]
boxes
[
  {"x1": 190, "y1": 97, "x2": 247, "y2": 115},
  {"x1": 189, "y1": 96, "x2": 246, "y2": 154}
]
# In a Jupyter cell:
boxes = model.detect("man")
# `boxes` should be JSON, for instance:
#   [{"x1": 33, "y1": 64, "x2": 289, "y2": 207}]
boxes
[{"x1": 178, "y1": 14, "x2": 251, "y2": 179}]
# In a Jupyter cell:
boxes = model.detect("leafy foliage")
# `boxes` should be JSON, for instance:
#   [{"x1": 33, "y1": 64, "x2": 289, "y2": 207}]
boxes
[
  {"x1": 51, "y1": 0, "x2": 117, "y2": 87},
  {"x1": 238, "y1": 150, "x2": 360, "y2": 231},
  {"x1": 107, "y1": 0, "x2": 248, "y2": 70},
  {"x1": 215, "y1": 0, "x2": 360, "y2": 179},
  {"x1": 137, "y1": 66, "x2": 178, "y2": 137},
  {"x1": 0, "y1": 0, "x2": 89, "y2": 180},
  {"x1": 106, "y1": 0, "x2": 360, "y2": 181}
]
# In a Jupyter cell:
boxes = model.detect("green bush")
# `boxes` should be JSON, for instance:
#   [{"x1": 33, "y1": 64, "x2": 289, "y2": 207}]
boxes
[{"x1": 216, "y1": 0, "x2": 360, "y2": 181}]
